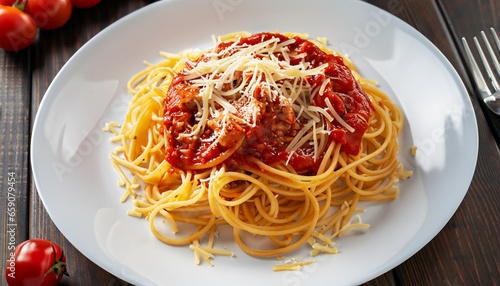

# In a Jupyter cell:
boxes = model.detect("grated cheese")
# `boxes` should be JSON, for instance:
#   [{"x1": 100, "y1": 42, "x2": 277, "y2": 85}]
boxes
[
  {"x1": 325, "y1": 97, "x2": 355, "y2": 133},
  {"x1": 170, "y1": 34, "x2": 358, "y2": 161},
  {"x1": 272, "y1": 259, "x2": 315, "y2": 271},
  {"x1": 410, "y1": 145, "x2": 417, "y2": 156}
]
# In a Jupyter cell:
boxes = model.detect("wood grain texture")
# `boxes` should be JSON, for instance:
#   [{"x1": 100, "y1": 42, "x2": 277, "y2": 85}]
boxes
[
  {"x1": 0, "y1": 47, "x2": 31, "y2": 285},
  {"x1": 363, "y1": 272, "x2": 396, "y2": 286}
]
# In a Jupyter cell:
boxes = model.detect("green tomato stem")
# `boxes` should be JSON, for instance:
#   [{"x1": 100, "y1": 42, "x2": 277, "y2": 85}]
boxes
[
  {"x1": 12, "y1": 0, "x2": 26, "y2": 11},
  {"x1": 44, "y1": 244, "x2": 69, "y2": 279}
]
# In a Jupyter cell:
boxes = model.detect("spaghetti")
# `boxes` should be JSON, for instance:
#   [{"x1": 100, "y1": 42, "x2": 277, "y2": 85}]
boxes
[{"x1": 106, "y1": 31, "x2": 412, "y2": 265}]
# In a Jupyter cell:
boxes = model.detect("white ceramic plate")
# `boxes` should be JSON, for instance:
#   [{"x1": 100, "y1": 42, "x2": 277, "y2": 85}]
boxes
[{"x1": 31, "y1": 0, "x2": 478, "y2": 285}]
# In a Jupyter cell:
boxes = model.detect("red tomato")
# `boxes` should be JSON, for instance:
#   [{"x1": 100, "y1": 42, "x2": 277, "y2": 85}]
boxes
[
  {"x1": 0, "y1": 5, "x2": 37, "y2": 51},
  {"x1": 24, "y1": 0, "x2": 72, "y2": 30},
  {"x1": 5, "y1": 239, "x2": 69, "y2": 286},
  {"x1": 70, "y1": 0, "x2": 101, "y2": 9},
  {"x1": 0, "y1": 0, "x2": 17, "y2": 5}
]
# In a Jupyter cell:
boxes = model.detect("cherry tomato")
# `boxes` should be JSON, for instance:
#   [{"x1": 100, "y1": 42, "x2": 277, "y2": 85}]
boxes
[
  {"x1": 24, "y1": 0, "x2": 72, "y2": 30},
  {"x1": 5, "y1": 239, "x2": 69, "y2": 286},
  {"x1": 70, "y1": 0, "x2": 101, "y2": 9},
  {"x1": 0, "y1": 0, "x2": 17, "y2": 5},
  {"x1": 0, "y1": 5, "x2": 37, "y2": 51}
]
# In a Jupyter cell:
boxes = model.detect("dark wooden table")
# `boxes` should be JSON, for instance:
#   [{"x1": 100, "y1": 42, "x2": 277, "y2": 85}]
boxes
[{"x1": 1, "y1": 0, "x2": 499, "y2": 285}]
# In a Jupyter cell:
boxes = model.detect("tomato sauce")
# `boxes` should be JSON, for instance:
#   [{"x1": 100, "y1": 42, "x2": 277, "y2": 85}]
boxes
[{"x1": 163, "y1": 33, "x2": 371, "y2": 172}]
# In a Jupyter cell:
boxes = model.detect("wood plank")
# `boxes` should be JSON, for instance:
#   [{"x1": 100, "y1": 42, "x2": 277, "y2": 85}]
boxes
[
  {"x1": 363, "y1": 273, "x2": 395, "y2": 286},
  {"x1": 0, "y1": 47, "x2": 31, "y2": 286}
]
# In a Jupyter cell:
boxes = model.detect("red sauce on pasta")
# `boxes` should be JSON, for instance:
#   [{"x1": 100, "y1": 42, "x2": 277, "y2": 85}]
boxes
[{"x1": 163, "y1": 33, "x2": 371, "y2": 172}]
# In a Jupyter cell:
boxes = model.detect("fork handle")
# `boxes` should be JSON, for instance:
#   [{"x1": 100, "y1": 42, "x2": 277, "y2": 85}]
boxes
[{"x1": 480, "y1": 102, "x2": 500, "y2": 148}]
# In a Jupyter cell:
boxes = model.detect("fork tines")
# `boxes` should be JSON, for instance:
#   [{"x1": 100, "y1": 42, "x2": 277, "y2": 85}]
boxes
[{"x1": 462, "y1": 27, "x2": 500, "y2": 98}]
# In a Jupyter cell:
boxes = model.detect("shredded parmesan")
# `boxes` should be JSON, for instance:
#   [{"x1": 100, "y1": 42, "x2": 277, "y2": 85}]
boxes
[
  {"x1": 311, "y1": 243, "x2": 339, "y2": 256},
  {"x1": 410, "y1": 145, "x2": 417, "y2": 156},
  {"x1": 189, "y1": 240, "x2": 234, "y2": 267},
  {"x1": 273, "y1": 259, "x2": 315, "y2": 271},
  {"x1": 317, "y1": 37, "x2": 328, "y2": 44},
  {"x1": 324, "y1": 97, "x2": 355, "y2": 132}
]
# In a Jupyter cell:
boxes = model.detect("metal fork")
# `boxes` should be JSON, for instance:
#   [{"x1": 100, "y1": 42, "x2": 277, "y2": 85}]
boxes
[{"x1": 462, "y1": 27, "x2": 500, "y2": 115}]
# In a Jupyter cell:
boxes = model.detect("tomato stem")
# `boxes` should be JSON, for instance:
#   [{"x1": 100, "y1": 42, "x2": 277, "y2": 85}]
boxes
[
  {"x1": 12, "y1": 0, "x2": 26, "y2": 11},
  {"x1": 45, "y1": 244, "x2": 69, "y2": 279}
]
